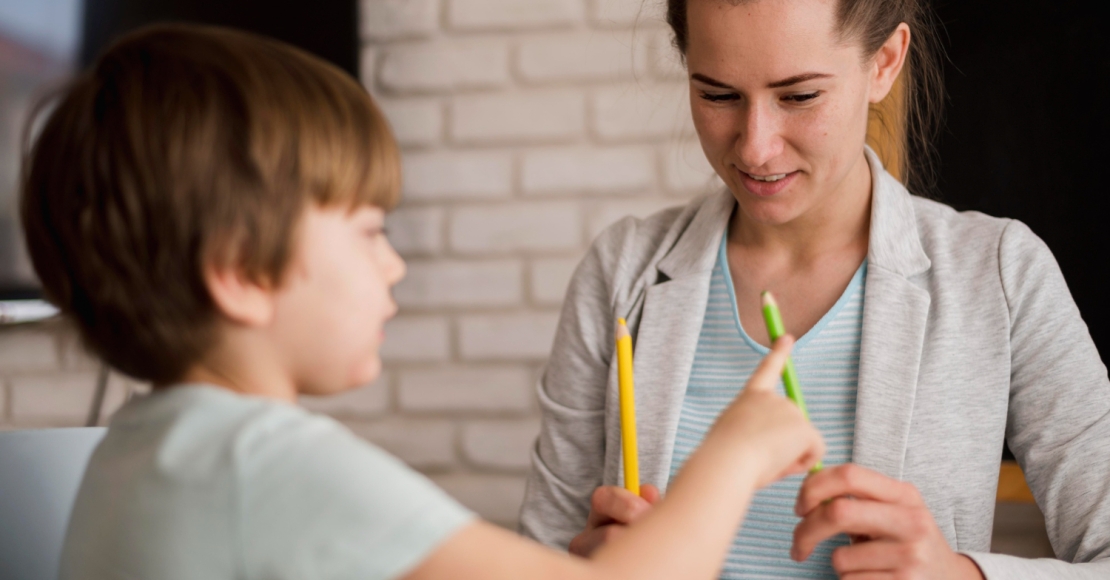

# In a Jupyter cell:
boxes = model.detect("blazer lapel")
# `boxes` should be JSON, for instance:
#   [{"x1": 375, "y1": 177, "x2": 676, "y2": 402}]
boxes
[
  {"x1": 633, "y1": 276, "x2": 714, "y2": 489},
  {"x1": 853, "y1": 269, "x2": 930, "y2": 478},
  {"x1": 627, "y1": 190, "x2": 733, "y2": 490},
  {"x1": 853, "y1": 148, "x2": 933, "y2": 479}
]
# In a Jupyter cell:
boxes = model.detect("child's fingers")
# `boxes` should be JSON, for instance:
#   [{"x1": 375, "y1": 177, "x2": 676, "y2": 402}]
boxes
[{"x1": 746, "y1": 335, "x2": 796, "y2": 392}]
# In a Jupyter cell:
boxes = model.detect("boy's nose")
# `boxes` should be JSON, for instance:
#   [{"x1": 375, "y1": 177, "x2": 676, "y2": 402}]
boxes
[{"x1": 384, "y1": 240, "x2": 406, "y2": 286}]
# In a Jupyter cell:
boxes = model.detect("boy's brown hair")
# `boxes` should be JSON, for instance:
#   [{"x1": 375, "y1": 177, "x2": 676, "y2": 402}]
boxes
[{"x1": 20, "y1": 23, "x2": 400, "y2": 385}]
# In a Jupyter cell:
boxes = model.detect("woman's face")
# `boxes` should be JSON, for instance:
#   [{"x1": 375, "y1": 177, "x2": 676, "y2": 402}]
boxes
[{"x1": 685, "y1": 0, "x2": 889, "y2": 226}]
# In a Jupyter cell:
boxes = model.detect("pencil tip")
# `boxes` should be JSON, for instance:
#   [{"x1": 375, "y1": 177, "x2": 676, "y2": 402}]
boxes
[
  {"x1": 761, "y1": 291, "x2": 777, "y2": 308},
  {"x1": 615, "y1": 318, "x2": 631, "y2": 340}
]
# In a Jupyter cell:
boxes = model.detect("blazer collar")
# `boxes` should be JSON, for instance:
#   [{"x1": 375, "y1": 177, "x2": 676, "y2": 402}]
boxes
[
  {"x1": 656, "y1": 189, "x2": 733, "y2": 281},
  {"x1": 865, "y1": 147, "x2": 932, "y2": 278}
]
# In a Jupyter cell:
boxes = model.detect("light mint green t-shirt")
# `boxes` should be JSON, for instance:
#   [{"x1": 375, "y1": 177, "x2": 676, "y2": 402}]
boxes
[{"x1": 59, "y1": 384, "x2": 474, "y2": 580}]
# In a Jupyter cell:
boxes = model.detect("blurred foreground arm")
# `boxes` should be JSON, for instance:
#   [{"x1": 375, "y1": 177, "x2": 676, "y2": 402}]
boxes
[{"x1": 405, "y1": 336, "x2": 824, "y2": 580}]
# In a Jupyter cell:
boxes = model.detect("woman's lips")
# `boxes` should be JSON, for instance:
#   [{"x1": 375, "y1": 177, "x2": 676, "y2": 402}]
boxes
[{"x1": 735, "y1": 167, "x2": 799, "y2": 197}]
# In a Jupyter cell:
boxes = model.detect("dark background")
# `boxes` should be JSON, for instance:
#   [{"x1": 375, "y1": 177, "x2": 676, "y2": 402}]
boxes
[
  {"x1": 80, "y1": 0, "x2": 359, "y2": 76},
  {"x1": 932, "y1": 0, "x2": 1109, "y2": 362}
]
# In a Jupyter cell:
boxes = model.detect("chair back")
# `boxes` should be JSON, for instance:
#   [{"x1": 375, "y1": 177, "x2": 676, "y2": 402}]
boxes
[{"x1": 0, "y1": 428, "x2": 106, "y2": 580}]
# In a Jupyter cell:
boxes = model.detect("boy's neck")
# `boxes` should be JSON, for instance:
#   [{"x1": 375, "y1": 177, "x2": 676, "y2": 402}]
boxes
[{"x1": 178, "y1": 327, "x2": 299, "y2": 404}]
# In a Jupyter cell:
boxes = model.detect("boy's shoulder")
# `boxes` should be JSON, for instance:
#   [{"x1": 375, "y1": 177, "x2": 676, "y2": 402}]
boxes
[{"x1": 61, "y1": 385, "x2": 473, "y2": 580}]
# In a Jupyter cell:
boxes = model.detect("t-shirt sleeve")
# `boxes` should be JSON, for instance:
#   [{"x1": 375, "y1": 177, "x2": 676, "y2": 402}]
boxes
[{"x1": 236, "y1": 410, "x2": 475, "y2": 580}]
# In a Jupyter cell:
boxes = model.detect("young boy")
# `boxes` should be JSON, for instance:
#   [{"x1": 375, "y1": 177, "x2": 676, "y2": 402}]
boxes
[{"x1": 21, "y1": 24, "x2": 823, "y2": 580}]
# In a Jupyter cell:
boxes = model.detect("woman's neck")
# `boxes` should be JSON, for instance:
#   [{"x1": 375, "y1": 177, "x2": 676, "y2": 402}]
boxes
[{"x1": 729, "y1": 151, "x2": 873, "y2": 264}]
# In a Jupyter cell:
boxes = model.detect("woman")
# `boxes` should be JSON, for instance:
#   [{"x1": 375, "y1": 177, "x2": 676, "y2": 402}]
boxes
[{"x1": 519, "y1": 0, "x2": 1110, "y2": 578}]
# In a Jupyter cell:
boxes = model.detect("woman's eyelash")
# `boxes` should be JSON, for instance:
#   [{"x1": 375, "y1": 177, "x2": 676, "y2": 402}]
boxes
[
  {"x1": 700, "y1": 92, "x2": 739, "y2": 102},
  {"x1": 699, "y1": 91, "x2": 821, "y2": 103},
  {"x1": 701, "y1": 92, "x2": 737, "y2": 102},
  {"x1": 784, "y1": 92, "x2": 821, "y2": 103}
]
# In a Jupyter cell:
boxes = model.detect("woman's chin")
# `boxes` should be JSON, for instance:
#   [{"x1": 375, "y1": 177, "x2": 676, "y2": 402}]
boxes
[{"x1": 732, "y1": 191, "x2": 807, "y2": 226}]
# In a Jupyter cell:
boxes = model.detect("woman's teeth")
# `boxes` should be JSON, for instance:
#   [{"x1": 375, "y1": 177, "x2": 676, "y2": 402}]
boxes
[{"x1": 747, "y1": 172, "x2": 788, "y2": 182}]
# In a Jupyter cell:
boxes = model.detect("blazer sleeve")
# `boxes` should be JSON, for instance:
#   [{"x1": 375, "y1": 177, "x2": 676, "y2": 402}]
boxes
[
  {"x1": 963, "y1": 220, "x2": 1110, "y2": 579},
  {"x1": 517, "y1": 219, "x2": 635, "y2": 549}
]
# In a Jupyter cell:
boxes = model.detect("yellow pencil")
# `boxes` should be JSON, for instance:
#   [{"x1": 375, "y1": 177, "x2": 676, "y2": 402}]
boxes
[{"x1": 616, "y1": 318, "x2": 640, "y2": 496}]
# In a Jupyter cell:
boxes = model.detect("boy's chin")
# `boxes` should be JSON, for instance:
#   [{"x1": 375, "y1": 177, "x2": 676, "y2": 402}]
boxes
[
  {"x1": 346, "y1": 357, "x2": 383, "y2": 389},
  {"x1": 297, "y1": 357, "x2": 382, "y2": 397}
]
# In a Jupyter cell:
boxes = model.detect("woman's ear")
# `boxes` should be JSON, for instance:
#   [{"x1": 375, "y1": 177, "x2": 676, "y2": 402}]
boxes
[
  {"x1": 203, "y1": 262, "x2": 276, "y2": 327},
  {"x1": 869, "y1": 22, "x2": 911, "y2": 104}
]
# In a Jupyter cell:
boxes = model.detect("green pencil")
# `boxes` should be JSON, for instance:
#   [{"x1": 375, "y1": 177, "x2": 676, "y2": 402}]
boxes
[{"x1": 761, "y1": 290, "x2": 822, "y2": 472}]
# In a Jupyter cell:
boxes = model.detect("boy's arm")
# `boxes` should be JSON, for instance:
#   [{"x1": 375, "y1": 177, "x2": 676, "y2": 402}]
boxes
[{"x1": 406, "y1": 338, "x2": 824, "y2": 580}]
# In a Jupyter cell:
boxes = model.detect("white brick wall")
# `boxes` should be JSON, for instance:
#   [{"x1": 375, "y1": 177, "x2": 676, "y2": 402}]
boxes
[
  {"x1": 363, "y1": 0, "x2": 716, "y2": 527},
  {"x1": 0, "y1": 0, "x2": 721, "y2": 530},
  {"x1": 402, "y1": 150, "x2": 513, "y2": 200},
  {"x1": 398, "y1": 366, "x2": 533, "y2": 412}
]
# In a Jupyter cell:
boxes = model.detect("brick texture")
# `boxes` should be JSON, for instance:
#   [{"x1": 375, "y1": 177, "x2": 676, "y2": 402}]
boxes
[
  {"x1": 360, "y1": 0, "x2": 440, "y2": 40},
  {"x1": 402, "y1": 150, "x2": 513, "y2": 200},
  {"x1": 398, "y1": 366, "x2": 533, "y2": 412},
  {"x1": 395, "y1": 259, "x2": 523, "y2": 308},
  {"x1": 458, "y1": 312, "x2": 561, "y2": 360},
  {"x1": 521, "y1": 146, "x2": 654, "y2": 195},
  {"x1": 450, "y1": 91, "x2": 585, "y2": 144},
  {"x1": 448, "y1": 0, "x2": 584, "y2": 30},
  {"x1": 449, "y1": 202, "x2": 581, "y2": 254},
  {"x1": 0, "y1": 0, "x2": 719, "y2": 531},
  {"x1": 462, "y1": 419, "x2": 541, "y2": 470},
  {"x1": 379, "y1": 39, "x2": 510, "y2": 93}
]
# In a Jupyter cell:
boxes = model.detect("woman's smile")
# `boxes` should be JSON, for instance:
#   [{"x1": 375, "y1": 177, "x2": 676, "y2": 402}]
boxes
[{"x1": 736, "y1": 166, "x2": 800, "y2": 197}]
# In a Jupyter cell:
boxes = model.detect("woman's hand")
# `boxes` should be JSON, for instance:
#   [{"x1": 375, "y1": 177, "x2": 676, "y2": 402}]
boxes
[
  {"x1": 792, "y1": 464, "x2": 985, "y2": 579},
  {"x1": 567, "y1": 484, "x2": 661, "y2": 557}
]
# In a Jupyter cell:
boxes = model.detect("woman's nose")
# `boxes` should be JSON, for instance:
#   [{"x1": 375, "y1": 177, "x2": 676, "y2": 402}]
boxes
[{"x1": 734, "y1": 103, "x2": 784, "y2": 170}]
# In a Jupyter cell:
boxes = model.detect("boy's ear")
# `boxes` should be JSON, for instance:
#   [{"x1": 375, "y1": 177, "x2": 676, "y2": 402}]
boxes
[{"x1": 203, "y1": 263, "x2": 275, "y2": 327}]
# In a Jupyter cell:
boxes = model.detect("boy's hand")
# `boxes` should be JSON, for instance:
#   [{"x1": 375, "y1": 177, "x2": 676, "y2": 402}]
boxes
[
  {"x1": 712, "y1": 335, "x2": 825, "y2": 488},
  {"x1": 568, "y1": 484, "x2": 661, "y2": 557},
  {"x1": 569, "y1": 335, "x2": 822, "y2": 557},
  {"x1": 792, "y1": 464, "x2": 986, "y2": 579}
]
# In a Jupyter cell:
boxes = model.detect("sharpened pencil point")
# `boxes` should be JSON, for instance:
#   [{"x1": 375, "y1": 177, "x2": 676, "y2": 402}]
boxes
[{"x1": 616, "y1": 318, "x2": 630, "y2": 340}]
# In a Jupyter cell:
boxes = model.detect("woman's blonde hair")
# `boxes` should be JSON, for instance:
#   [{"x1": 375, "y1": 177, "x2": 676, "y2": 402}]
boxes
[{"x1": 21, "y1": 23, "x2": 401, "y2": 384}]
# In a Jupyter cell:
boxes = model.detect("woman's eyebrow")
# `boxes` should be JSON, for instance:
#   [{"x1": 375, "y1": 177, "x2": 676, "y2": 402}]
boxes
[
  {"x1": 690, "y1": 72, "x2": 833, "y2": 90},
  {"x1": 691, "y1": 73, "x2": 735, "y2": 89},
  {"x1": 767, "y1": 72, "x2": 833, "y2": 88}
]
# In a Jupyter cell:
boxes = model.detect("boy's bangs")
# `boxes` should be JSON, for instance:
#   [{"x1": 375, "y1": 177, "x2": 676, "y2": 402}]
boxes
[{"x1": 292, "y1": 68, "x2": 401, "y2": 213}]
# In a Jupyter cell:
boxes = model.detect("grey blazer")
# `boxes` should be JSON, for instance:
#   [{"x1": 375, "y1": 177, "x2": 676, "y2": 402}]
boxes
[{"x1": 519, "y1": 149, "x2": 1110, "y2": 579}]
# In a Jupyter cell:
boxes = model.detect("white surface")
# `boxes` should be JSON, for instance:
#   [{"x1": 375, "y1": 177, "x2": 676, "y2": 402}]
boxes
[{"x1": 0, "y1": 299, "x2": 58, "y2": 324}]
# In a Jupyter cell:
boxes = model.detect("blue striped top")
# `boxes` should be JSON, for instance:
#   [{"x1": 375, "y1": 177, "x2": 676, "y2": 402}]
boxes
[{"x1": 668, "y1": 233, "x2": 866, "y2": 579}]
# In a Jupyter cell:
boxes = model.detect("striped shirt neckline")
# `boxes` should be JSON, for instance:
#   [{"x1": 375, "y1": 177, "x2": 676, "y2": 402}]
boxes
[{"x1": 668, "y1": 232, "x2": 867, "y2": 579}]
